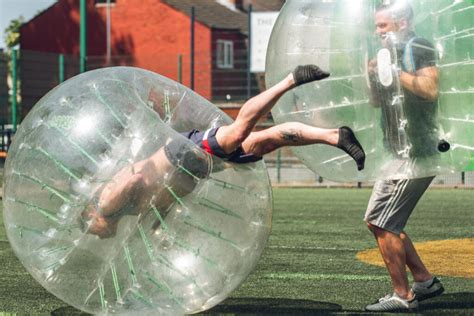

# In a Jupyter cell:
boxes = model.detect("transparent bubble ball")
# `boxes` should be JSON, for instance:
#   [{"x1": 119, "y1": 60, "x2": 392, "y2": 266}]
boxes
[
  {"x1": 3, "y1": 67, "x2": 272, "y2": 315},
  {"x1": 266, "y1": 0, "x2": 473, "y2": 181}
]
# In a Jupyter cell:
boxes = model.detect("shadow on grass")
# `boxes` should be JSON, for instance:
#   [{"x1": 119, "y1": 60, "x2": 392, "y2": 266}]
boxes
[
  {"x1": 42, "y1": 292, "x2": 474, "y2": 315},
  {"x1": 201, "y1": 297, "x2": 342, "y2": 315},
  {"x1": 330, "y1": 292, "x2": 474, "y2": 315},
  {"x1": 419, "y1": 292, "x2": 474, "y2": 311},
  {"x1": 51, "y1": 306, "x2": 90, "y2": 315},
  {"x1": 50, "y1": 298, "x2": 340, "y2": 316}
]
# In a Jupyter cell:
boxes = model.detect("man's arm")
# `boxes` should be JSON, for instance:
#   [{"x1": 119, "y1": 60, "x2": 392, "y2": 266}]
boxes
[
  {"x1": 98, "y1": 162, "x2": 148, "y2": 216},
  {"x1": 98, "y1": 147, "x2": 177, "y2": 216},
  {"x1": 399, "y1": 66, "x2": 439, "y2": 102}
]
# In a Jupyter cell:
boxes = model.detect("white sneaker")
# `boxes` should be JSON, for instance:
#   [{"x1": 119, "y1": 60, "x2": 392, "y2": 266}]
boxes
[
  {"x1": 365, "y1": 292, "x2": 418, "y2": 312},
  {"x1": 412, "y1": 277, "x2": 444, "y2": 301}
]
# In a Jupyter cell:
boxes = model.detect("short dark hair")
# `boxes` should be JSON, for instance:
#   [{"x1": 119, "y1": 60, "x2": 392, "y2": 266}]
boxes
[{"x1": 376, "y1": 1, "x2": 414, "y2": 24}]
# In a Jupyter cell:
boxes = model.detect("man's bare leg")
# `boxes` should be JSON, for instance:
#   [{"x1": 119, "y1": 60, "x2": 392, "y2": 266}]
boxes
[
  {"x1": 241, "y1": 122, "x2": 365, "y2": 170},
  {"x1": 368, "y1": 223, "x2": 414, "y2": 300},
  {"x1": 241, "y1": 122, "x2": 337, "y2": 156},
  {"x1": 401, "y1": 232, "x2": 432, "y2": 282},
  {"x1": 216, "y1": 65, "x2": 329, "y2": 154}
]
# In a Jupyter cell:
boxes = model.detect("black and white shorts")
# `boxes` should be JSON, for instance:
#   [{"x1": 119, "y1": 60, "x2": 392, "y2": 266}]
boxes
[{"x1": 364, "y1": 176, "x2": 434, "y2": 234}]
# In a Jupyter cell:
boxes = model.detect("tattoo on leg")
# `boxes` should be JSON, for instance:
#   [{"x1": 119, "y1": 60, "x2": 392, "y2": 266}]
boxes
[{"x1": 280, "y1": 129, "x2": 302, "y2": 143}]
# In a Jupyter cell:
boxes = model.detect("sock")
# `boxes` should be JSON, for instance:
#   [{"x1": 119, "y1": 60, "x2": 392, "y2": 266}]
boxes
[
  {"x1": 337, "y1": 126, "x2": 366, "y2": 171},
  {"x1": 414, "y1": 277, "x2": 434, "y2": 288},
  {"x1": 292, "y1": 65, "x2": 330, "y2": 86}
]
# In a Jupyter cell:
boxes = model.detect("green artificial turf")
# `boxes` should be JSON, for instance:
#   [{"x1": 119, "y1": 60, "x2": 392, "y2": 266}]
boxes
[{"x1": 0, "y1": 188, "x2": 473, "y2": 315}]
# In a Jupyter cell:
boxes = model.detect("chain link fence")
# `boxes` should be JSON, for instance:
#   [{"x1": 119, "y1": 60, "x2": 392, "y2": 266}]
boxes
[
  {"x1": 2, "y1": 48, "x2": 472, "y2": 188},
  {"x1": 264, "y1": 156, "x2": 474, "y2": 187}
]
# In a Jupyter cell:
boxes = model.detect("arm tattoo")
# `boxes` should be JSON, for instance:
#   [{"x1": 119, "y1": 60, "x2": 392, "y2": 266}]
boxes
[{"x1": 280, "y1": 129, "x2": 302, "y2": 143}]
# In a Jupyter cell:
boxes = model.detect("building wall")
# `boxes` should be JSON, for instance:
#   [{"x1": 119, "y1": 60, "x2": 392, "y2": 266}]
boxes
[
  {"x1": 211, "y1": 29, "x2": 251, "y2": 102},
  {"x1": 20, "y1": 0, "x2": 213, "y2": 99}
]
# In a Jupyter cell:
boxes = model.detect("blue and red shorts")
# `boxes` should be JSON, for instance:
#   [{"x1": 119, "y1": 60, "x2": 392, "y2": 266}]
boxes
[
  {"x1": 163, "y1": 128, "x2": 262, "y2": 179},
  {"x1": 181, "y1": 128, "x2": 262, "y2": 164}
]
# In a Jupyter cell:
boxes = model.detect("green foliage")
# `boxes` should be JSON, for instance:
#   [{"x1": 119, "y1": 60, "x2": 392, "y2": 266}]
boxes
[{"x1": 3, "y1": 16, "x2": 24, "y2": 50}]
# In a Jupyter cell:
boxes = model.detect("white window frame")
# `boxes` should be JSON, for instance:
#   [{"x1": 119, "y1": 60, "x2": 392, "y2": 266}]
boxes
[
  {"x1": 216, "y1": 40, "x2": 234, "y2": 69},
  {"x1": 95, "y1": 0, "x2": 116, "y2": 7}
]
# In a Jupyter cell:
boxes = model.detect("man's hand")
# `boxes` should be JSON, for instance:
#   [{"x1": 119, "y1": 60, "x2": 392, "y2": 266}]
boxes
[
  {"x1": 368, "y1": 59, "x2": 378, "y2": 76},
  {"x1": 367, "y1": 58, "x2": 382, "y2": 107}
]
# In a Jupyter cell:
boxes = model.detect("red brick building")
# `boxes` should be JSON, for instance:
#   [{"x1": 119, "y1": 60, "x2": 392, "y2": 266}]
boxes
[{"x1": 20, "y1": 0, "x2": 283, "y2": 106}]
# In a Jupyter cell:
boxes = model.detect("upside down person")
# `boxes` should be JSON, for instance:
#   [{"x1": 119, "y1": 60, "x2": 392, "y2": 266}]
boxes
[{"x1": 82, "y1": 64, "x2": 366, "y2": 239}]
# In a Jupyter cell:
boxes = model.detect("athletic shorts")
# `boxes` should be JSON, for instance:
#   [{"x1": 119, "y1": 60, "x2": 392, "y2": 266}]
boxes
[
  {"x1": 164, "y1": 127, "x2": 262, "y2": 179},
  {"x1": 181, "y1": 128, "x2": 262, "y2": 164},
  {"x1": 364, "y1": 176, "x2": 434, "y2": 234}
]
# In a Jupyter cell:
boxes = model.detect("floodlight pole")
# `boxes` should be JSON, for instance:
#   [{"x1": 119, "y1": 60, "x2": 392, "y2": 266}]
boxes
[
  {"x1": 80, "y1": 0, "x2": 87, "y2": 73},
  {"x1": 276, "y1": 149, "x2": 281, "y2": 183},
  {"x1": 178, "y1": 54, "x2": 183, "y2": 83},
  {"x1": 11, "y1": 49, "x2": 18, "y2": 132},
  {"x1": 247, "y1": 4, "x2": 252, "y2": 99},
  {"x1": 59, "y1": 54, "x2": 65, "y2": 83},
  {"x1": 106, "y1": 0, "x2": 111, "y2": 65},
  {"x1": 190, "y1": 6, "x2": 195, "y2": 90}
]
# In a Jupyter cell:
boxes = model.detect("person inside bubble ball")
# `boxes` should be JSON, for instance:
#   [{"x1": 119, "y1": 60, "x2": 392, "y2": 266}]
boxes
[
  {"x1": 82, "y1": 64, "x2": 366, "y2": 239},
  {"x1": 364, "y1": 2, "x2": 444, "y2": 312}
]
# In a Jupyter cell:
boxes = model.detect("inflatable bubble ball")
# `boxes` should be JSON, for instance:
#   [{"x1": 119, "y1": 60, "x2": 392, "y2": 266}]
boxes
[
  {"x1": 3, "y1": 67, "x2": 272, "y2": 315},
  {"x1": 266, "y1": 0, "x2": 473, "y2": 181}
]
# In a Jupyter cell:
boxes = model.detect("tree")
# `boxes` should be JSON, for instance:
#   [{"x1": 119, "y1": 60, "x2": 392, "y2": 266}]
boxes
[
  {"x1": 3, "y1": 16, "x2": 24, "y2": 128},
  {"x1": 3, "y1": 16, "x2": 24, "y2": 50}
]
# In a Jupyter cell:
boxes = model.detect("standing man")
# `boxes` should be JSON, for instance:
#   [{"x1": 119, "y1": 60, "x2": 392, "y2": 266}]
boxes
[{"x1": 365, "y1": 1, "x2": 444, "y2": 312}]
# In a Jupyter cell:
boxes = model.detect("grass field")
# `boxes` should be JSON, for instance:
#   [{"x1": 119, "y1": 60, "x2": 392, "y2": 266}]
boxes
[{"x1": 0, "y1": 188, "x2": 473, "y2": 315}]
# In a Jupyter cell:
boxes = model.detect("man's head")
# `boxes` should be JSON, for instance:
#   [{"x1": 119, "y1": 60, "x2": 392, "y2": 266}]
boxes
[{"x1": 375, "y1": 1, "x2": 414, "y2": 38}]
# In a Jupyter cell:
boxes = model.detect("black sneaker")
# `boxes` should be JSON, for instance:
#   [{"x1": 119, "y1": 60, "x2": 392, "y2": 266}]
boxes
[{"x1": 412, "y1": 277, "x2": 445, "y2": 301}]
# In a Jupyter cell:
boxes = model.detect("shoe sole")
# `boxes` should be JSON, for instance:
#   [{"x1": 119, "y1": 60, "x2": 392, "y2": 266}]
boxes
[
  {"x1": 365, "y1": 308, "x2": 418, "y2": 312},
  {"x1": 416, "y1": 286, "x2": 445, "y2": 302}
]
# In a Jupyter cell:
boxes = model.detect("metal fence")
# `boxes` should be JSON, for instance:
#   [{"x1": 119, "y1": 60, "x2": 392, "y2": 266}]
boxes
[
  {"x1": 264, "y1": 156, "x2": 474, "y2": 187},
  {"x1": 1, "y1": 46, "x2": 472, "y2": 188},
  {"x1": 16, "y1": 47, "x2": 262, "y2": 117}
]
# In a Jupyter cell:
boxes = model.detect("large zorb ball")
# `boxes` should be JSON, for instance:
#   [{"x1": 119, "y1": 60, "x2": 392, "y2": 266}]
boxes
[
  {"x1": 3, "y1": 67, "x2": 272, "y2": 315},
  {"x1": 266, "y1": 0, "x2": 473, "y2": 181}
]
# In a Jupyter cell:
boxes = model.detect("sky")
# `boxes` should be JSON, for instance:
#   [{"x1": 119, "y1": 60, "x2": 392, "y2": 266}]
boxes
[{"x1": 0, "y1": 0, "x2": 57, "y2": 49}]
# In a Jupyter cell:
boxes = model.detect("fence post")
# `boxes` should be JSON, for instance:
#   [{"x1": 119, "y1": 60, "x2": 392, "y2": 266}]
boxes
[
  {"x1": 11, "y1": 49, "x2": 18, "y2": 132},
  {"x1": 276, "y1": 149, "x2": 281, "y2": 183},
  {"x1": 59, "y1": 54, "x2": 65, "y2": 83},
  {"x1": 178, "y1": 54, "x2": 183, "y2": 83},
  {"x1": 80, "y1": 0, "x2": 87, "y2": 73},
  {"x1": 106, "y1": 0, "x2": 112, "y2": 65},
  {"x1": 461, "y1": 171, "x2": 465, "y2": 185},
  {"x1": 190, "y1": 7, "x2": 195, "y2": 90},
  {"x1": 247, "y1": 4, "x2": 252, "y2": 99}
]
